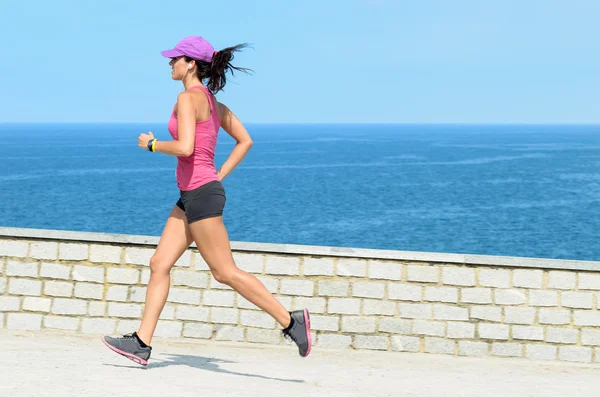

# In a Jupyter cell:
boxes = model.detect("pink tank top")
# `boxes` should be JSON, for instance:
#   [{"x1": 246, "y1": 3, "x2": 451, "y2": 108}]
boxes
[{"x1": 167, "y1": 85, "x2": 221, "y2": 191}]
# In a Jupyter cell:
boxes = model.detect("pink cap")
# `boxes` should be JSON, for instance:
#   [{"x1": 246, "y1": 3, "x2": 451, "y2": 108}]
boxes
[{"x1": 161, "y1": 36, "x2": 215, "y2": 62}]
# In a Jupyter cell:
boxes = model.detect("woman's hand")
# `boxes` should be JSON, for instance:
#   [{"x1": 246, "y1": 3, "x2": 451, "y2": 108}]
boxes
[{"x1": 138, "y1": 131, "x2": 154, "y2": 150}]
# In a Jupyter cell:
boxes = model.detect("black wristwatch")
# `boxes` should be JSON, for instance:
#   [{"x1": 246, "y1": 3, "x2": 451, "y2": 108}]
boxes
[{"x1": 147, "y1": 139, "x2": 156, "y2": 152}]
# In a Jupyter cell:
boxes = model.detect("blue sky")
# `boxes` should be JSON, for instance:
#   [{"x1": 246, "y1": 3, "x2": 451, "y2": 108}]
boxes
[{"x1": 1, "y1": 0, "x2": 599, "y2": 123}]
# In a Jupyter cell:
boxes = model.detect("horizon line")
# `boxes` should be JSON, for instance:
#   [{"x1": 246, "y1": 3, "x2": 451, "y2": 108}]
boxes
[{"x1": 2, "y1": 121, "x2": 600, "y2": 126}]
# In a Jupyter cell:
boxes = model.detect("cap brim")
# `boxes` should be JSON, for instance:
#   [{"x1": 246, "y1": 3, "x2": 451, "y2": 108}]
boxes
[{"x1": 161, "y1": 49, "x2": 184, "y2": 58}]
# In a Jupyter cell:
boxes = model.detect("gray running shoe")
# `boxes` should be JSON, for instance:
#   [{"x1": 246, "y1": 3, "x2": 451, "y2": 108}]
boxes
[
  {"x1": 282, "y1": 309, "x2": 312, "y2": 357},
  {"x1": 102, "y1": 332, "x2": 152, "y2": 366}
]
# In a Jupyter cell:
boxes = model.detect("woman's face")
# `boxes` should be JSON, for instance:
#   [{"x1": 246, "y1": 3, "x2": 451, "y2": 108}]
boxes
[{"x1": 169, "y1": 56, "x2": 189, "y2": 80}]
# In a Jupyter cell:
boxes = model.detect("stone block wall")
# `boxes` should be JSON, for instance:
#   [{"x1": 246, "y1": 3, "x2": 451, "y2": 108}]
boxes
[{"x1": 1, "y1": 227, "x2": 600, "y2": 364}]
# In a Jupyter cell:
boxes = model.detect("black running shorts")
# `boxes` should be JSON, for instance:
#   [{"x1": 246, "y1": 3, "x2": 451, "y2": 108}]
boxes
[{"x1": 176, "y1": 180, "x2": 226, "y2": 224}]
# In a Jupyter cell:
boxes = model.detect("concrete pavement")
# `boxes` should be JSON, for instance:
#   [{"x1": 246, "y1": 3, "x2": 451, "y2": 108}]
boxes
[{"x1": 1, "y1": 330, "x2": 599, "y2": 397}]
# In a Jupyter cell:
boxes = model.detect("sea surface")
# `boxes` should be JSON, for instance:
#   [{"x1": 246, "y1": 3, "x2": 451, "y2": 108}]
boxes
[{"x1": 0, "y1": 123, "x2": 598, "y2": 261}]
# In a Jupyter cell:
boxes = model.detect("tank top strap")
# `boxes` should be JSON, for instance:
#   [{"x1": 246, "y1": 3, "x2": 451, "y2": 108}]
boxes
[{"x1": 187, "y1": 85, "x2": 217, "y2": 113}]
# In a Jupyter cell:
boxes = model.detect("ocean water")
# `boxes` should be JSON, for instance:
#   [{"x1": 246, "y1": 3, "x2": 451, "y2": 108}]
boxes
[{"x1": 0, "y1": 123, "x2": 598, "y2": 261}]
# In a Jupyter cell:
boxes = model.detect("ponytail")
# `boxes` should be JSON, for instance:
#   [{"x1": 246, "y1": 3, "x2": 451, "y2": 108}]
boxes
[{"x1": 187, "y1": 43, "x2": 251, "y2": 94}]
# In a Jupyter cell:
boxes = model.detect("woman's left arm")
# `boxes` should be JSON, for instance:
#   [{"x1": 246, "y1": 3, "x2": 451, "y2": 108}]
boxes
[{"x1": 137, "y1": 92, "x2": 196, "y2": 157}]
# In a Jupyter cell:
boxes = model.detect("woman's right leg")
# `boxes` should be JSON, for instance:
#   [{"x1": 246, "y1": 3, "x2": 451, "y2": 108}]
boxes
[{"x1": 136, "y1": 204, "x2": 193, "y2": 346}]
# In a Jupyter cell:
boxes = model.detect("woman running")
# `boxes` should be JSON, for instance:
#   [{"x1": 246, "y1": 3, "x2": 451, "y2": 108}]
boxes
[{"x1": 102, "y1": 36, "x2": 311, "y2": 365}]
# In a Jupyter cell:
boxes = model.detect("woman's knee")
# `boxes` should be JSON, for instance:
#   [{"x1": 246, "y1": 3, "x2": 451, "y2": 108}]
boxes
[
  {"x1": 149, "y1": 255, "x2": 172, "y2": 276},
  {"x1": 211, "y1": 266, "x2": 239, "y2": 286}
]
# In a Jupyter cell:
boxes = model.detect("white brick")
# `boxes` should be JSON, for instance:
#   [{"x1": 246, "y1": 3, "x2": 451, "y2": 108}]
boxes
[
  {"x1": 116, "y1": 320, "x2": 141, "y2": 334},
  {"x1": 539, "y1": 309, "x2": 571, "y2": 325},
  {"x1": 240, "y1": 310, "x2": 275, "y2": 329},
  {"x1": 88, "y1": 302, "x2": 106, "y2": 317},
  {"x1": 257, "y1": 276, "x2": 279, "y2": 294},
  {"x1": 237, "y1": 296, "x2": 260, "y2": 310},
  {"x1": 8, "y1": 279, "x2": 41, "y2": 296},
  {"x1": 0, "y1": 296, "x2": 21, "y2": 311},
  {"x1": 232, "y1": 253, "x2": 264, "y2": 273},
  {"x1": 317, "y1": 281, "x2": 349, "y2": 297},
  {"x1": 512, "y1": 326, "x2": 544, "y2": 341},
  {"x1": 391, "y1": 335, "x2": 420, "y2": 352},
  {"x1": 82, "y1": 318, "x2": 116, "y2": 334},
  {"x1": 265, "y1": 256, "x2": 300, "y2": 275},
  {"x1": 209, "y1": 308, "x2": 238, "y2": 324},
  {"x1": 215, "y1": 326, "x2": 245, "y2": 341},
  {"x1": 123, "y1": 247, "x2": 154, "y2": 266},
  {"x1": 407, "y1": 265, "x2": 438, "y2": 283},
  {"x1": 73, "y1": 265, "x2": 104, "y2": 283},
  {"x1": 424, "y1": 287, "x2": 458, "y2": 303},
  {"x1": 318, "y1": 334, "x2": 352, "y2": 348},
  {"x1": 167, "y1": 288, "x2": 201, "y2": 305},
  {"x1": 292, "y1": 297, "x2": 326, "y2": 314},
  {"x1": 328, "y1": 298, "x2": 360, "y2": 315},
  {"x1": 433, "y1": 304, "x2": 468, "y2": 321},
  {"x1": 280, "y1": 280, "x2": 314, "y2": 296},
  {"x1": 447, "y1": 322, "x2": 475, "y2": 339},
  {"x1": 400, "y1": 303, "x2": 432, "y2": 319},
  {"x1": 353, "y1": 336, "x2": 388, "y2": 350},
  {"x1": 461, "y1": 288, "x2": 492, "y2": 304},
  {"x1": 494, "y1": 289, "x2": 526, "y2": 305},
  {"x1": 352, "y1": 282, "x2": 384, "y2": 299},
  {"x1": 559, "y1": 346, "x2": 592, "y2": 363},
  {"x1": 140, "y1": 269, "x2": 150, "y2": 285},
  {"x1": 413, "y1": 320, "x2": 445, "y2": 337},
  {"x1": 58, "y1": 243, "x2": 88, "y2": 260},
  {"x1": 362, "y1": 300, "x2": 397, "y2": 316},
  {"x1": 470, "y1": 306, "x2": 502, "y2": 322},
  {"x1": 302, "y1": 257, "x2": 334, "y2": 276},
  {"x1": 578, "y1": 273, "x2": 600, "y2": 290},
  {"x1": 505, "y1": 307, "x2": 536, "y2": 325},
  {"x1": 174, "y1": 251, "x2": 192, "y2": 268},
  {"x1": 44, "y1": 316, "x2": 79, "y2": 331},
  {"x1": 368, "y1": 260, "x2": 402, "y2": 280},
  {"x1": 90, "y1": 245, "x2": 121, "y2": 263},
  {"x1": 159, "y1": 306, "x2": 175, "y2": 320},
  {"x1": 0, "y1": 240, "x2": 28, "y2": 257},
  {"x1": 459, "y1": 341, "x2": 489, "y2": 357},
  {"x1": 548, "y1": 271, "x2": 576, "y2": 290},
  {"x1": 208, "y1": 277, "x2": 231, "y2": 291},
  {"x1": 513, "y1": 270, "x2": 543, "y2": 289},
  {"x1": 442, "y1": 268, "x2": 475, "y2": 286},
  {"x1": 74, "y1": 282, "x2": 103, "y2": 300},
  {"x1": 310, "y1": 315, "x2": 339, "y2": 331},
  {"x1": 202, "y1": 290, "x2": 234, "y2": 307},
  {"x1": 52, "y1": 298, "x2": 87, "y2": 315},
  {"x1": 379, "y1": 318, "x2": 412, "y2": 334},
  {"x1": 562, "y1": 292, "x2": 593, "y2": 309},
  {"x1": 336, "y1": 259, "x2": 367, "y2": 277},
  {"x1": 478, "y1": 269, "x2": 511, "y2": 288},
  {"x1": 40, "y1": 263, "x2": 70, "y2": 280},
  {"x1": 29, "y1": 242, "x2": 58, "y2": 260},
  {"x1": 526, "y1": 345, "x2": 557, "y2": 361},
  {"x1": 183, "y1": 323, "x2": 213, "y2": 339},
  {"x1": 192, "y1": 253, "x2": 210, "y2": 271},
  {"x1": 388, "y1": 284, "x2": 422, "y2": 301},
  {"x1": 341, "y1": 316, "x2": 376, "y2": 333},
  {"x1": 492, "y1": 343, "x2": 523, "y2": 357},
  {"x1": 173, "y1": 270, "x2": 208, "y2": 288},
  {"x1": 22, "y1": 297, "x2": 51, "y2": 312},
  {"x1": 106, "y1": 286, "x2": 129, "y2": 301},
  {"x1": 6, "y1": 261, "x2": 38, "y2": 277},
  {"x1": 424, "y1": 338, "x2": 455, "y2": 355},
  {"x1": 574, "y1": 311, "x2": 600, "y2": 327},
  {"x1": 108, "y1": 303, "x2": 142, "y2": 318},
  {"x1": 247, "y1": 328, "x2": 281, "y2": 344},
  {"x1": 546, "y1": 328, "x2": 578, "y2": 344},
  {"x1": 0, "y1": 278, "x2": 5, "y2": 294},
  {"x1": 44, "y1": 281, "x2": 73, "y2": 297},
  {"x1": 106, "y1": 268, "x2": 139, "y2": 284},
  {"x1": 581, "y1": 329, "x2": 600, "y2": 346},
  {"x1": 7, "y1": 313, "x2": 42, "y2": 331},
  {"x1": 154, "y1": 321, "x2": 183, "y2": 337},
  {"x1": 529, "y1": 290, "x2": 558, "y2": 307},
  {"x1": 479, "y1": 324, "x2": 509, "y2": 340},
  {"x1": 175, "y1": 306, "x2": 209, "y2": 322}
]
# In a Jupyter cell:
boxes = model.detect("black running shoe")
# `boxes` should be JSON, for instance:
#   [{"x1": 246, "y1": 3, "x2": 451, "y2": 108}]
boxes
[
  {"x1": 102, "y1": 332, "x2": 152, "y2": 366},
  {"x1": 282, "y1": 309, "x2": 312, "y2": 357}
]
